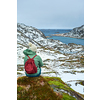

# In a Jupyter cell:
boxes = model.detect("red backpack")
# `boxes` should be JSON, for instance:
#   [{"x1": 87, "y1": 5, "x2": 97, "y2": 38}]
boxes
[{"x1": 25, "y1": 55, "x2": 37, "y2": 74}]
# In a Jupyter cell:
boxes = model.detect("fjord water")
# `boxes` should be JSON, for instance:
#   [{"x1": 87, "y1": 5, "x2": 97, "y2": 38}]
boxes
[
  {"x1": 40, "y1": 29, "x2": 84, "y2": 45},
  {"x1": 50, "y1": 36, "x2": 84, "y2": 45}
]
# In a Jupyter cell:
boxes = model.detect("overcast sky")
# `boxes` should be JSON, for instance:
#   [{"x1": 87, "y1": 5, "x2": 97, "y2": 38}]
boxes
[{"x1": 17, "y1": 0, "x2": 84, "y2": 29}]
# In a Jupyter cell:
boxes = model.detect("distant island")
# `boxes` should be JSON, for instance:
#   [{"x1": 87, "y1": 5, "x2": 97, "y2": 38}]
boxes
[{"x1": 52, "y1": 25, "x2": 84, "y2": 39}]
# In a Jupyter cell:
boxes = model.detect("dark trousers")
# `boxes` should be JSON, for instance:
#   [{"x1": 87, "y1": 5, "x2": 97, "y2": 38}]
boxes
[{"x1": 25, "y1": 68, "x2": 41, "y2": 77}]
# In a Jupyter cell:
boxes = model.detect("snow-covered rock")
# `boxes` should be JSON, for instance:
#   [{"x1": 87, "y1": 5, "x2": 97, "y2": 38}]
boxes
[{"x1": 64, "y1": 25, "x2": 84, "y2": 39}]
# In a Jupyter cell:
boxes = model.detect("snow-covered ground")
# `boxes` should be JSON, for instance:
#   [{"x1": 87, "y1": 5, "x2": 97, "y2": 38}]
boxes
[{"x1": 17, "y1": 46, "x2": 84, "y2": 94}]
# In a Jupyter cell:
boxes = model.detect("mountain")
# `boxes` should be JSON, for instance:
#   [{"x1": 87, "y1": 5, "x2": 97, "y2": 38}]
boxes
[
  {"x1": 17, "y1": 23, "x2": 46, "y2": 47},
  {"x1": 64, "y1": 25, "x2": 84, "y2": 39}
]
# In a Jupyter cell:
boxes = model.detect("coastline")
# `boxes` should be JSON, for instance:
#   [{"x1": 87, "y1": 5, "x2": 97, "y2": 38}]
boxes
[{"x1": 52, "y1": 34, "x2": 84, "y2": 39}]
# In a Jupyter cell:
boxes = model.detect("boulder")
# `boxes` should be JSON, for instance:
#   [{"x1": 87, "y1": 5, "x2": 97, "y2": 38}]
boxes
[{"x1": 17, "y1": 76, "x2": 84, "y2": 100}]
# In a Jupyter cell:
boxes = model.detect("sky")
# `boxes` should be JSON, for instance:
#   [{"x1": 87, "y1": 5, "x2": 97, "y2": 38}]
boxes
[{"x1": 17, "y1": 0, "x2": 84, "y2": 29}]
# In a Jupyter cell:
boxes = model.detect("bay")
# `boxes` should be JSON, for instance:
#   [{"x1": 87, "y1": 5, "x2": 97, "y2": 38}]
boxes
[
  {"x1": 39, "y1": 29, "x2": 84, "y2": 45},
  {"x1": 49, "y1": 36, "x2": 84, "y2": 45}
]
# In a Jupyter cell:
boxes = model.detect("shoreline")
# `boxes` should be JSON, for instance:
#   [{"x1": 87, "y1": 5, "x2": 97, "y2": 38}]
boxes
[{"x1": 52, "y1": 34, "x2": 84, "y2": 39}]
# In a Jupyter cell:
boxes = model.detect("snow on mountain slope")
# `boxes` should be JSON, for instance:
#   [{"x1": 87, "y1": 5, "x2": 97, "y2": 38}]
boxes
[
  {"x1": 17, "y1": 23, "x2": 84, "y2": 54},
  {"x1": 64, "y1": 25, "x2": 84, "y2": 39}
]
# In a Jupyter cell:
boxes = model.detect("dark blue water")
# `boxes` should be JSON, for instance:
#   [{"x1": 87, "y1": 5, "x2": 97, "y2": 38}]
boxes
[
  {"x1": 39, "y1": 29, "x2": 84, "y2": 45},
  {"x1": 49, "y1": 36, "x2": 84, "y2": 45}
]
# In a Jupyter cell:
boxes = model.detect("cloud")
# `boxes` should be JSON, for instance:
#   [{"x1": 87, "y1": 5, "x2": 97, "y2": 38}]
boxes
[{"x1": 17, "y1": 0, "x2": 84, "y2": 29}]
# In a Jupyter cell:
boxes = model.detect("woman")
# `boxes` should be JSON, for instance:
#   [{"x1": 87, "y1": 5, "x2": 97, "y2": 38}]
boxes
[{"x1": 23, "y1": 42, "x2": 43, "y2": 77}]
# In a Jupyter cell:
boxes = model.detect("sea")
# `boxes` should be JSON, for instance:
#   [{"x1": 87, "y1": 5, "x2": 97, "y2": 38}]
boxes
[{"x1": 39, "y1": 29, "x2": 84, "y2": 45}]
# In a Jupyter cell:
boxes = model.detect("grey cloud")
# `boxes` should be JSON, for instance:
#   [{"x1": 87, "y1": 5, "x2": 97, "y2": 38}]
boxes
[{"x1": 17, "y1": 0, "x2": 84, "y2": 29}]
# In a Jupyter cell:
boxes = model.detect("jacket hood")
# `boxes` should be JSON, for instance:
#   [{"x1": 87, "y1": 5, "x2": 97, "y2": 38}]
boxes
[{"x1": 23, "y1": 49, "x2": 36, "y2": 56}]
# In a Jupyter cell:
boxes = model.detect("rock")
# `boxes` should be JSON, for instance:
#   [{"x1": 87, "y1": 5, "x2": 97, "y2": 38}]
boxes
[
  {"x1": 46, "y1": 36, "x2": 52, "y2": 38},
  {"x1": 17, "y1": 76, "x2": 84, "y2": 100},
  {"x1": 44, "y1": 77, "x2": 84, "y2": 100},
  {"x1": 75, "y1": 80, "x2": 84, "y2": 86},
  {"x1": 68, "y1": 43, "x2": 77, "y2": 46},
  {"x1": 64, "y1": 25, "x2": 84, "y2": 39},
  {"x1": 17, "y1": 76, "x2": 62, "y2": 100}
]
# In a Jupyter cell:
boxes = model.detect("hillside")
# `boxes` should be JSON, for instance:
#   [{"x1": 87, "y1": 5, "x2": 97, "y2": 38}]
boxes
[
  {"x1": 52, "y1": 25, "x2": 84, "y2": 39},
  {"x1": 64, "y1": 25, "x2": 84, "y2": 39},
  {"x1": 17, "y1": 23, "x2": 84, "y2": 54}
]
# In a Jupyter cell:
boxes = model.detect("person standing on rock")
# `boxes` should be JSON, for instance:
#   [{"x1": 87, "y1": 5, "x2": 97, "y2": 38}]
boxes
[{"x1": 23, "y1": 42, "x2": 43, "y2": 77}]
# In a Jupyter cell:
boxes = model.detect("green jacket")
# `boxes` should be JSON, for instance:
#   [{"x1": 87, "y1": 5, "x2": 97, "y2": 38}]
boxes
[{"x1": 23, "y1": 49, "x2": 43, "y2": 76}]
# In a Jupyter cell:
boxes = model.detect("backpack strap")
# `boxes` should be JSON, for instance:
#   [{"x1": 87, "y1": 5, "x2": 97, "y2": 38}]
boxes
[
  {"x1": 27, "y1": 55, "x2": 37, "y2": 59},
  {"x1": 32, "y1": 55, "x2": 37, "y2": 59},
  {"x1": 27, "y1": 55, "x2": 31, "y2": 59}
]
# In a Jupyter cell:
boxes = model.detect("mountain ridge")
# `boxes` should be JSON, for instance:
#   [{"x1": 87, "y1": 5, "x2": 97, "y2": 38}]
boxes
[{"x1": 52, "y1": 25, "x2": 84, "y2": 39}]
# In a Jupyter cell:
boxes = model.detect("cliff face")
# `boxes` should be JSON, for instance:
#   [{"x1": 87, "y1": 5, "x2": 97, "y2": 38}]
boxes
[{"x1": 64, "y1": 25, "x2": 84, "y2": 39}]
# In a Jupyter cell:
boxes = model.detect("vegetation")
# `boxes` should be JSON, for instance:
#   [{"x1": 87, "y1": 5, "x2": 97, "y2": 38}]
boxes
[
  {"x1": 17, "y1": 76, "x2": 84, "y2": 100},
  {"x1": 17, "y1": 65, "x2": 24, "y2": 71},
  {"x1": 17, "y1": 76, "x2": 63, "y2": 100},
  {"x1": 44, "y1": 77, "x2": 74, "y2": 92},
  {"x1": 44, "y1": 77, "x2": 84, "y2": 100},
  {"x1": 63, "y1": 93, "x2": 76, "y2": 100}
]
